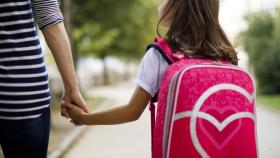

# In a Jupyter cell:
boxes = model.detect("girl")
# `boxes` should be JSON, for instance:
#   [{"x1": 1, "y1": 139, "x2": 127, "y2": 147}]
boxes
[{"x1": 63, "y1": 0, "x2": 237, "y2": 127}]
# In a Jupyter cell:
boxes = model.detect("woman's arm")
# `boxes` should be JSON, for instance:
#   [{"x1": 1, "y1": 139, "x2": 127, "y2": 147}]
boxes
[
  {"x1": 30, "y1": 0, "x2": 89, "y2": 117},
  {"x1": 64, "y1": 86, "x2": 152, "y2": 125},
  {"x1": 42, "y1": 23, "x2": 90, "y2": 117},
  {"x1": 42, "y1": 23, "x2": 78, "y2": 93}
]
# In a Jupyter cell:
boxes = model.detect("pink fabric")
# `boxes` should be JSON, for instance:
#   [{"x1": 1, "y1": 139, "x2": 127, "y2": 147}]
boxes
[
  {"x1": 151, "y1": 39, "x2": 258, "y2": 158},
  {"x1": 154, "y1": 37, "x2": 178, "y2": 63}
]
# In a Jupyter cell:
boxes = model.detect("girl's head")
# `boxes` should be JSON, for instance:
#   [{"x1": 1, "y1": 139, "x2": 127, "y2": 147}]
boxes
[{"x1": 157, "y1": 0, "x2": 238, "y2": 65}]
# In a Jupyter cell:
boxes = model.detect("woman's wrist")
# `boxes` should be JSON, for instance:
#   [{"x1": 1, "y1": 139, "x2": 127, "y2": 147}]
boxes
[{"x1": 64, "y1": 81, "x2": 79, "y2": 93}]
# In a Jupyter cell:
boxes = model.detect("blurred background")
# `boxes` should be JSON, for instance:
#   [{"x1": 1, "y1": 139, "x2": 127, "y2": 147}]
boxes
[{"x1": 1, "y1": 0, "x2": 280, "y2": 157}]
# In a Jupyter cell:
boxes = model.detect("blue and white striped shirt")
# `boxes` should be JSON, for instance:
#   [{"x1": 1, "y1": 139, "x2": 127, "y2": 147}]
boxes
[{"x1": 0, "y1": 0, "x2": 63, "y2": 120}]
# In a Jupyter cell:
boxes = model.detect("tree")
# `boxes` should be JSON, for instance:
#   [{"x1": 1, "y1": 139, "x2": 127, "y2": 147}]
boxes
[
  {"x1": 72, "y1": 0, "x2": 158, "y2": 84},
  {"x1": 239, "y1": 11, "x2": 280, "y2": 94}
]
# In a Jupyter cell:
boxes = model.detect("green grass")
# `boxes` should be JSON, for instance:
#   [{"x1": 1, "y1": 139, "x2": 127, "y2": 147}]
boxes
[{"x1": 257, "y1": 95, "x2": 280, "y2": 111}]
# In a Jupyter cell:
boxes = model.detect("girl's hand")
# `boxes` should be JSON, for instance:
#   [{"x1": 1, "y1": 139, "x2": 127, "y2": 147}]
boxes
[{"x1": 62, "y1": 101, "x2": 87, "y2": 125}]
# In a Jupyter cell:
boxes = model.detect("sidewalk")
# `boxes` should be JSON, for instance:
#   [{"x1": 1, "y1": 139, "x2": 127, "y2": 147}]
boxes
[
  {"x1": 64, "y1": 82, "x2": 280, "y2": 158},
  {"x1": 257, "y1": 106, "x2": 280, "y2": 158}
]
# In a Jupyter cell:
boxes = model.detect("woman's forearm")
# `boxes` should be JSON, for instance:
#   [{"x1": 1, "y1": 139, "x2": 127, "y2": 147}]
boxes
[{"x1": 42, "y1": 22, "x2": 78, "y2": 92}]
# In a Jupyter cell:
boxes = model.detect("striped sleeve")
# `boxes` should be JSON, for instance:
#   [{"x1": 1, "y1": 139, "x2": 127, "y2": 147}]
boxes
[{"x1": 31, "y1": 0, "x2": 64, "y2": 30}]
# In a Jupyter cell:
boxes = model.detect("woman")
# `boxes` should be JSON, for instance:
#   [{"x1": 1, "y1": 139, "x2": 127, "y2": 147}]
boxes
[{"x1": 0, "y1": 0, "x2": 89, "y2": 157}]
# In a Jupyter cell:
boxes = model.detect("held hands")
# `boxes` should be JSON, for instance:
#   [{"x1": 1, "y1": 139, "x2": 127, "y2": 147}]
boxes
[
  {"x1": 62, "y1": 101, "x2": 87, "y2": 125},
  {"x1": 61, "y1": 87, "x2": 90, "y2": 125}
]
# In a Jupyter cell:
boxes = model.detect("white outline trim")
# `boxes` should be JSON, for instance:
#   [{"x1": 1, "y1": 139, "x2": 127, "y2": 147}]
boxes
[{"x1": 162, "y1": 71, "x2": 180, "y2": 156}]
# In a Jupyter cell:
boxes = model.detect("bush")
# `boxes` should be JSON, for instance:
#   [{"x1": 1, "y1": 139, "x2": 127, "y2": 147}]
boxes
[{"x1": 239, "y1": 11, "x2": 280, "y2": 94}]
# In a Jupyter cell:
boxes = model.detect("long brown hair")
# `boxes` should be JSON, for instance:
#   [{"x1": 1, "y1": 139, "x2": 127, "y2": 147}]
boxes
[{"x1": 157, "y1": 0, "x2": 238, "y2": 65}]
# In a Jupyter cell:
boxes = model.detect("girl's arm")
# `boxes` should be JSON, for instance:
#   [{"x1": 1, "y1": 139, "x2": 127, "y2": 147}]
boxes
[{"x1": 64, "y1": 86, "x2": 152, "y2": 125}]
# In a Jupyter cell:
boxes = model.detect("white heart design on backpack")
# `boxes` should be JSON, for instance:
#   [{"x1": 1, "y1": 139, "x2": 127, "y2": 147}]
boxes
[
  {"x1": 189, "y1": 84, "x2": 255, "y2": 158},
  {"x1": 198, "y1": 105, "x2": 242, "y2": 150}
]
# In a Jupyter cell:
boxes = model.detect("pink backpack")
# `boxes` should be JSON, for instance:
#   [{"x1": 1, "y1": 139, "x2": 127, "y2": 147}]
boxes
[{"x1": 148, "y1": 37, "x2": 258, "y2": 158}]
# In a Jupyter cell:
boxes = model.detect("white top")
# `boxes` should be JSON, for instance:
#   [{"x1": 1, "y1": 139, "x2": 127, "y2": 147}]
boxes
[{"x1": 136, "y1": 48, "x2": 169, "y2": 97}]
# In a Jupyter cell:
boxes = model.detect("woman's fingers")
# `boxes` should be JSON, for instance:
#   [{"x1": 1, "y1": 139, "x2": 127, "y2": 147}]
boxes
[
  {"x1": 63, "y1": 101, "x2": 85, "y2": 115},
  {"x1": 62, "y1": 99, "x2": 87, "y2": 113},
  {"x1": 62, "y1": 100, "x2": 74, "y2": 110},
  {"x1": 81, "y1": 104, "x2": 90, "y2": 113}
]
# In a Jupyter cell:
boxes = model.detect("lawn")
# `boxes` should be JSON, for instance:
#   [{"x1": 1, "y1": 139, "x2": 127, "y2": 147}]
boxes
[{"x1": 257, "y1": 95, "x2": 280, "y2": 111}]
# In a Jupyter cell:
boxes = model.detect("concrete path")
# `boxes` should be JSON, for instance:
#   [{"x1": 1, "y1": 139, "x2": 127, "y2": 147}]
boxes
[
  {"x1": 257, "y1": 106, "x2": 280, "y2": 158},
  {"x1": 64, "y1": 82, "x2": 280, "y2": 158}
]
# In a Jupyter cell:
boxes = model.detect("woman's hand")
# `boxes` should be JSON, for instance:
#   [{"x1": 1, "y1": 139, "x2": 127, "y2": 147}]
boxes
[{"x1": 62, "y1": 101, "x2": 87, "y2": 125}]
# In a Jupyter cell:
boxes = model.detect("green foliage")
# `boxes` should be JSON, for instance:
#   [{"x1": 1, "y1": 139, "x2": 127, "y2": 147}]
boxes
[
  {"x1": 239, "y1": 11, "x2": 280, "y2": 94},
  {"x1": 72, "y1": 0, "x2": 159, "y2": 59}
]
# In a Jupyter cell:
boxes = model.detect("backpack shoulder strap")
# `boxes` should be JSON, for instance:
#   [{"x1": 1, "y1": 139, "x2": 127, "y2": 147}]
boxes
[
  {"x1": 147, "y1": 38, "x2": 177, "y2": 154},
  {"x1": 147, "y1": 37, "x2": 178, "y2": 104},
  {"x1": 147, "y1": 37, "x2": 178, "y2": 65}
]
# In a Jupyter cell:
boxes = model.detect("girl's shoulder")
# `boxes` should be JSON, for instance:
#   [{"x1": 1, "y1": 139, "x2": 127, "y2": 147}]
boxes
[
  {"x1": 143, "y1": 47, "x2": 168, "y2": 66},
  {"x1": 136, "y1": 47, "x2": 169, "y2": 97}
]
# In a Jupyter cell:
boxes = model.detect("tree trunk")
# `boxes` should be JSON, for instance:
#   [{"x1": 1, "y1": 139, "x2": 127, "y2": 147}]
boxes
[
  {"x1": 101, "y1": 55, "x2": 109, "y2": 85},
  {"x1": 61, "y1": 0, "x2": 78, "y2": 69}
]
